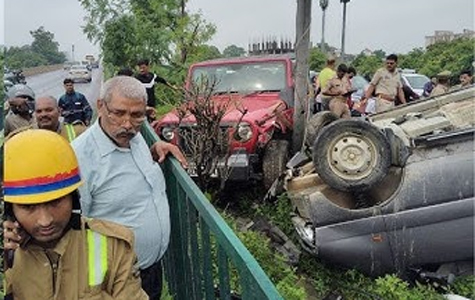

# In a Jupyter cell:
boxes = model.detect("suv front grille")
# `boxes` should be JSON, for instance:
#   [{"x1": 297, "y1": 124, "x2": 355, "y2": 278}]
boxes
[{"x1": 178, "y1": 125, "x2": 230, "y2": 157}]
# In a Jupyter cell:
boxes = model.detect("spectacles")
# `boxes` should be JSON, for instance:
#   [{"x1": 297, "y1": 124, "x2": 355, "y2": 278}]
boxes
[{"x1": 103, "y1": 101, "x2": 146, "y2": 126}]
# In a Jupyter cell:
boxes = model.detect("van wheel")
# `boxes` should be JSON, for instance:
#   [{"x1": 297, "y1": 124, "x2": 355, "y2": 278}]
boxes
[
  {"x1": 306, "y1": 111, "x2": 339, "y2": 147},
  {"x1": 312, "y1": 119, "x2": 391, "y2": 192},
  {"x1": 263, "y1": 140, "x2": 289, "y2": 190}
]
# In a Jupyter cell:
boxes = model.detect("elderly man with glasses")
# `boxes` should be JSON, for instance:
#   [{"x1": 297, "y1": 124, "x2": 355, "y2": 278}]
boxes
[
  {"x1": 71, "y1": 76, "x2": 179, "y2": 298},
  {"x1": 363, "y1": 54, "x2": 406, "y2": 113}
]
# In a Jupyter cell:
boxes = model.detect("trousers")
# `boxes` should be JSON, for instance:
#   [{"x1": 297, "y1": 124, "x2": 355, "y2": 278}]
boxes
[{"x1": 140, "y1": 260, "x2": 163, "y2": 299}]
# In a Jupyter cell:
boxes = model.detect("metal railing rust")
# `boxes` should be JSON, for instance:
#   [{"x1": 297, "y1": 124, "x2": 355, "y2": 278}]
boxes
[{"x1": 141, "y1": 122, "x2": 283, "y2": 300}]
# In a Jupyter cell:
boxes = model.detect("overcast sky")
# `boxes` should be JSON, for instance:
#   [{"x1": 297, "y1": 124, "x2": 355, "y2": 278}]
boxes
[{"x1": 2, "y1": 0, "x2": 474, "y2": 60}]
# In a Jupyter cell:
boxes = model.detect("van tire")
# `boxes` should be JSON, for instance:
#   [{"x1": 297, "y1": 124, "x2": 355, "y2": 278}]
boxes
[{"x1": 312, "y1": 119, "x2": 391, "y2": 192}]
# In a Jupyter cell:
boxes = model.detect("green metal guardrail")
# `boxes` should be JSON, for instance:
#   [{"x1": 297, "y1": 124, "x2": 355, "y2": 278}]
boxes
[{"x1": 141, "y1": 123, "x2": 283, "y2": 300}]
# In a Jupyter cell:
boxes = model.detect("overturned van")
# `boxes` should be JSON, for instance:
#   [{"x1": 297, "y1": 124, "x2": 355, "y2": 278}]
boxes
[{"x1": 287, "y1": 86, "x2": 474, "y2": 276}]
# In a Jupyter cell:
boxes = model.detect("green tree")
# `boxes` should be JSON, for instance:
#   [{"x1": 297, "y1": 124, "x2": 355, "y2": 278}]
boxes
[
  {"x1": 5, "y1": 46, "x2": 48, "y2": 69},
  {"x1": 223, "y1": 45, "x2": 245, "y2": 58},
  {"x1": 373, "y1": 49, "x2": 386, "y2": 60},
  {"x1": 350, "y1": 53, "x2": 383, "y2": 79},
  {"x1": 186, "y1": 44, "x2": 221, "y2": 63},
  {"x1": 101, "y1": 15, "x2": 139, "y2": 69},
  {"x1": 308, "y1": 47, "x2": 326, "y2": 71},
  {"x1": 30, "y1": 26, "x2": 66, "y2": 64},
  {"x1": 399, "y1": 48, "x2": 425, "y2": 72},
  {"x1": 419, "y1": 38, "x2": 474, "y2": 78},
  {"x1": 80, "y1": 0, "x2": 216, "y2": 83}
]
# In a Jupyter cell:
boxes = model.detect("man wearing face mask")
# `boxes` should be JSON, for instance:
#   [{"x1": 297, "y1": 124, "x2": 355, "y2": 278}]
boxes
[{"x1": 4, "y1": 84, "x2": 35, "y2": 136}]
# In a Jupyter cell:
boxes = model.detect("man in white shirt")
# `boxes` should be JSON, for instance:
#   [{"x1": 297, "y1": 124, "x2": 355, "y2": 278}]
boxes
[{"x1": 72, "y1": 76, "x2": 174, "y2": 298}]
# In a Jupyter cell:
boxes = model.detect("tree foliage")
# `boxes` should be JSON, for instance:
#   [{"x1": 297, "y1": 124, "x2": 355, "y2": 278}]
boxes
[
  {"x1": 223, "y1": 45, "x2": 245, "y2": 58},
  {"x1": 350, "y1": 38, "x2": 474, "y2": 80},
  {"x1": 80, "y1": 0, "x2": 216, "y2": 86},
  {"x1": 4, "y1": 27, "x2": 66, "y2": 69},
  {"x1": 350, "y1": 53, "x2": 383, "y2": 79},
  {"x1": 5, "y1": 46, "x2": 48, "y2": 69},
  {"x1": 29, "y1": 26, "x2": 66, "y2": 64},
  {"x1": 185, "y1": 44, "x2": 221, "y2": 64},
  {"x1": 308, "y1": 47, "x2": 327, "y2": 71}
]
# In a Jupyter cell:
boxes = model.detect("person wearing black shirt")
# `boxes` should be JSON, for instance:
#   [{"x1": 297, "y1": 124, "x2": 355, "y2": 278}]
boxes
[
  {"x1": 135, "y1": 59, "x2": 173, "y2": 108},
  {"x1": 58, "y1": 78, "x2": 93, "y2": 125}
]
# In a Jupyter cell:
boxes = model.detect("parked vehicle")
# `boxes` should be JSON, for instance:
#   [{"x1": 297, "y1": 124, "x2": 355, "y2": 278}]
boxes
[
  {"x1": 350, "y1": 74, "x2": 369, "y2": 103},
  {"x1": 68, "y1": 65, "x2": 92, "y2": 83},
  {"x1": 63, "y1": 62, "x2": 73, "y2": 70},
  {"x1": 288, "y1": 87, "x2": 474, "y2": 277},
  {"x1": 401, "y1": 71, "x2": 430, "y2": 97},
  {"x1": 4, "y1": 68, "x2": 26, "y2": 85},
  {"x1": 154, "y1": 55, "x2": 295, "y2": 188}
]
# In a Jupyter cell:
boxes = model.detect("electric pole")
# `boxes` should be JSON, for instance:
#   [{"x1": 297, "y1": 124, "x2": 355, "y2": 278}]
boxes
[
  {"x1": 340, "y1": 0, "x2": 351, "y2": 59},
  {"x1": 320, "y1": 0, "x2": 329, "y2": 53},
  {"x1": 293, "y1": 0, "x2": 312, "y2": 153},
  {"x1": 72, "y1": 44, "x2": 75, "y2": 62}
]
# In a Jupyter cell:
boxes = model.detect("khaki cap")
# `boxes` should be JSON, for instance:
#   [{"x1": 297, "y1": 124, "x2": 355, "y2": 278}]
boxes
[{"x1": 437, "y1": 70, "x2": 452, "y2": 78}]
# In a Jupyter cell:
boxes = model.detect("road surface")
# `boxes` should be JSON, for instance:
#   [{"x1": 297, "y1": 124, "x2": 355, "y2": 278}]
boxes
[{"x1": 26, "y1": 67, "x2": 103, "y2": 111}]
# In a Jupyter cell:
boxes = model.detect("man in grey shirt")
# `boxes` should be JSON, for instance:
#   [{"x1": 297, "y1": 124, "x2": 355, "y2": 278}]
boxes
[{"x1": 71, "y1": 76, "x2": 177, "y2": 298}]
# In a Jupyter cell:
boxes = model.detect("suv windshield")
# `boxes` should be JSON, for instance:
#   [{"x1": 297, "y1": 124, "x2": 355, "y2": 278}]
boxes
[
  {"x1": 191, "y1": 61, "x2": 286, "y2": 93},
  {"x1": 404, "y1": 74, "x2": 430, "y2": 89}
]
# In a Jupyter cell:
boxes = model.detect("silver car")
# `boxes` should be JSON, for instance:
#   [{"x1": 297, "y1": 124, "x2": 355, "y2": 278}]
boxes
[
  {"x1": 401, "y1": 73, "x2": 430, "y2": 97},
  {"x1": 68, "y1": 65, "x2": 92, "y2": 83},
  {"x1": 289, "y1": 87, "x2": 474, "y2": 276}
]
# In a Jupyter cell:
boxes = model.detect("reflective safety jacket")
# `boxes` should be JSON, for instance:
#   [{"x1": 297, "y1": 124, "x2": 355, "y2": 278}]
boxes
[
  {"x1": 59, "y1": 122, "x2": 87, "y2": 142},
  {"x1": 7, "y1": 122, "x2": 87, "y2": 142},
  {"x1": 5, "y1": 217, "x2": 148, "y2": 300}
]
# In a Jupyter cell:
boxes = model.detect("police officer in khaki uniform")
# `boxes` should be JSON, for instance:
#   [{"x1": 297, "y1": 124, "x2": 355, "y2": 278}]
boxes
[
  {"x1": 322, "y1": 63, "x2": 352, "y2": 119},
  {"x1": 3, "y1": 129, "x2": 148, "y2": 300},
  {"x1": 364, "y1": 54, "x2": 407, "y2": 113},
  {"x1": 4, "y1": 84, "x2": 35, "y2": 136},
  {"x1": 7, "y1": 96, "x2": 87, "y2": 142},
  {"x1": 430, "y1": 70, "x2": 451, "y2": 97}
]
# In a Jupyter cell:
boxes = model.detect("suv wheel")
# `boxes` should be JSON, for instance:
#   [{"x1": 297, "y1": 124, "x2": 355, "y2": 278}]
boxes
[
  {"x1": 262, "y1": 139, "x2": 289, "y2": 190},
  {"x1": 312, "y1": 119, "x2": 391, "y2": 192}
]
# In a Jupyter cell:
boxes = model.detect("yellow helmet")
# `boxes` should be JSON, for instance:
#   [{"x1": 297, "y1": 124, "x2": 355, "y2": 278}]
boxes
[{"x1": 4, "y1": 129, "x2": 83, "y2": 204}]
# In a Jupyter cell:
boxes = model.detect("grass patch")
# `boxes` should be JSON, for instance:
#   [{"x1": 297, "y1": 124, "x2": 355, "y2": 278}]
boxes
[{"x1": 156, "y1": 103, "x2": 175, "y2": 120}]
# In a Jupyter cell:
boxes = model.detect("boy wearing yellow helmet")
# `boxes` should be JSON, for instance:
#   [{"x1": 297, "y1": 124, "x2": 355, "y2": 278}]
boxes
[{"x1": 3, "y1": 129, "x2": 148, "y2": 300}]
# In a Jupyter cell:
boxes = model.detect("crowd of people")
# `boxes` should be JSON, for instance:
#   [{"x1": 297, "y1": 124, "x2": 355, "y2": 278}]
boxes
[
  {"x1": 3, "y1": 60, "x2": 187, "y2": 299},
  {"x1": 310, "y1": 54, "x2": 473, "y2": 118},
  {"x1": 2, "y1": 52, "x2": 473, "y2": 298}
]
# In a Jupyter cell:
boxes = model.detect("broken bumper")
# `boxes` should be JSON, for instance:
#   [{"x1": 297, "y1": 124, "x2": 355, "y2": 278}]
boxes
[{"x1": 187, "y1": 150, "x2": 260, "y2": 182}]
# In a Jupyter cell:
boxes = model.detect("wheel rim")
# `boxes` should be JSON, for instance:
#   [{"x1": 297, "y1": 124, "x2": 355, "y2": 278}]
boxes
[{"x1": 326, "y1": 133, "x2": 379, "y2": 181}]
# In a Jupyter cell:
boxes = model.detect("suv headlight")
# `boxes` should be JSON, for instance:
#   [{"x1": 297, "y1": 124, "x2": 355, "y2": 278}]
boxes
[
  {"x1": 161, "y1": 126, "x2": 175, "y2": 141},
  {"x1": 235, "y1": 123, "x2": 253, "y2": 142}
]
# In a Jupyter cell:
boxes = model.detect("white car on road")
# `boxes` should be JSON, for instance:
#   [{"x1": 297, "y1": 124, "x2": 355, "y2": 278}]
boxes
[{"x1": 68, "y1": 65, "x2": 92, "y2": 83}]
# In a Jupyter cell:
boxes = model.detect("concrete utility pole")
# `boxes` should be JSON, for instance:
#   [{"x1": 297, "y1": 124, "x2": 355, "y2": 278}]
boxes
[
  {"x1": 320, "y1": 0, "x2": 329, "y2": 53},
  {"x1": 340, "y1": 0, "x2": 351, "y2": 59},
  {"x1": 293, "y1": 0, "x2": 312, "y2": 153},
  {"x1": 72, "y1": 44, "x2": 75, "y2": 62}
]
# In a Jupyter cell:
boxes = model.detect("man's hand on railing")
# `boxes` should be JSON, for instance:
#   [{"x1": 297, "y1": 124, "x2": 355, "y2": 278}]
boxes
[{"x1": 150, "y1": 141, "x2": 188, "y2": 168}]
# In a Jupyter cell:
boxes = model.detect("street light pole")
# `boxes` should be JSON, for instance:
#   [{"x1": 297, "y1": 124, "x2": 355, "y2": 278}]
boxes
[
  {"x1": 340, "y1": 0, "x2": 350, "y2": 59},
  {"x1": 72, "y1": 44, "x2": 75, "y2": 62},
  {"x1": 320, "y1": 0, "x2": 329, "y2": 53}
]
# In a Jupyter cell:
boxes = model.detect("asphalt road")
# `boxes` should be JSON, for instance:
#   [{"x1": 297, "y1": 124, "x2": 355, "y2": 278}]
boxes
[{"x1": 26, "y1": 67, "x2": 103, "y2": 112}]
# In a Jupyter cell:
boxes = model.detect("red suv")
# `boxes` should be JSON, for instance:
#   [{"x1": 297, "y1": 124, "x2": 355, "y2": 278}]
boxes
[{"x1": 154, "y1": 55, "x2": 295, "y2": 188}]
